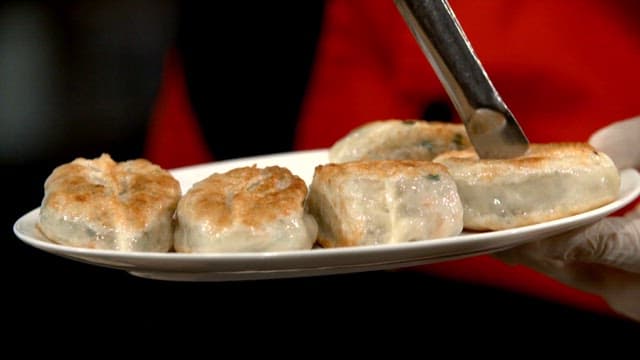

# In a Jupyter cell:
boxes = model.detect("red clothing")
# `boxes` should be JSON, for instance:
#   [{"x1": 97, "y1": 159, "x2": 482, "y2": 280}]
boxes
[
  {"x1": 296, "y1": 0, "x2": 640, "y2": 149},
  {"x1": 146, "y1": 49, "x2": 213, "y2": 169},
  {"x1": 146, "y1": 0, "x2": 640, "y2": 315},
  {"x1": 294, "y1": 0, "x2": 640, "y2": 315}
]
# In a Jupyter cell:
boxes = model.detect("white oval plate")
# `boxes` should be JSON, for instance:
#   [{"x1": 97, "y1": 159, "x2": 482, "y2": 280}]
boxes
[{"x1": 14, "y1": 150, "x2": 640, "y2": 281}]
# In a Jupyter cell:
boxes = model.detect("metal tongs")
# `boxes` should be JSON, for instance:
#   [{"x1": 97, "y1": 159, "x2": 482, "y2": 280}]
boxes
[{"x1": 395, "y1": 0, "x2": 529, "y2": 158}]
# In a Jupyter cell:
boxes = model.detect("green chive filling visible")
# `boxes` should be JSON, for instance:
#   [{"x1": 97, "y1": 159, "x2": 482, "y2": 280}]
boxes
[
  {"x1": 421, "y1": 140, "x2": 433, "y2": 151},
  {"x1": 453, "y1": 133, "x2": 465, "y2": 148}
]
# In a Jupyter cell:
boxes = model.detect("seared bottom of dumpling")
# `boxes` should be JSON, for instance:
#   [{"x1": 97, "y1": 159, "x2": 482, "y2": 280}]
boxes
[
  {"x1": 175, "y1": 166, "x2": 317, "y2": 253},
  {"x1": 38, "y1": 154, "x2": 181, "y2": 251}
]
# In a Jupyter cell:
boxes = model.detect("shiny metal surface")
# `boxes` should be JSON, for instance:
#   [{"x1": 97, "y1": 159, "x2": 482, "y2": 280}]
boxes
[{"x1": 395, "y1": 0, "x2": 529, "y2": 158}]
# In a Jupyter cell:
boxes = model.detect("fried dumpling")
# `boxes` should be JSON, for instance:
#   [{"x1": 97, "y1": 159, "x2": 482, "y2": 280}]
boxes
[
  {"x1": 433, "y1": 143, "x2": 620, "y2": 230},
  {"x1": 307, "y1": 160, "x2": 463, "y2": 247},
  {"x1": 38, "y1": 154, "x2": 181, "y2": 251},
  {"x1": 175, "y1": 165, "x2": 317, "y2": 253},
  {"x1": 329, "y1": 119, "x2": 471, "y2": 163}
]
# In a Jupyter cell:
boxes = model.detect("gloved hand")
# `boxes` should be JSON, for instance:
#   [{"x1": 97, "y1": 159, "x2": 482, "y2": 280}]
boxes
[
  {"x1": 495, "y1": 116, "x2": 640, "y2": 321},
  {"x1": 589, "y1": 116, "x2": 640, "y2": 170}
]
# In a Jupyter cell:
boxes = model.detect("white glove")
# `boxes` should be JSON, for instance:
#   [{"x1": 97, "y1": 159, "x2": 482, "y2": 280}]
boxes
[
  {"x1": 589, "y1": 116, "x2": 640, "y2": 170},
  {"x1": 496, "y1": 116, "x2": 640, "y2": 321},
  {"x1": 497, "y1": 207, "x2": 640, "y2": 320}
]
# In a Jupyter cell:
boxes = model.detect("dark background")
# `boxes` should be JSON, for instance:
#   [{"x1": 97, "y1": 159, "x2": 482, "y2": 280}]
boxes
[{"x1": 2, "y1": 1, "x2": 638, "y2": 337}]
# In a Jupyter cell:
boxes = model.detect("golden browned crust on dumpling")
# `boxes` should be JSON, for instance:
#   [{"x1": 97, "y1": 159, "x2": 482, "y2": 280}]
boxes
[
  {"x1": 174, "y1": 165, "x2": 317, "y2": 253},
  {"x1": 434, "y1": 142, "x2": 606, "y2": 176},
  {"x1": 329, "y1": 119, "x2": 471, "y2": 163},
  {"x1": 313, "y1": 159, "x2": 450, "y2": 180},
  {"x1": 434, "y1": 143, "x2": 621, "y2": 230},
  {"x1": 38, "y1": 154, "x2": 181, "y2": 251}
]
